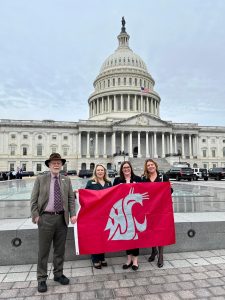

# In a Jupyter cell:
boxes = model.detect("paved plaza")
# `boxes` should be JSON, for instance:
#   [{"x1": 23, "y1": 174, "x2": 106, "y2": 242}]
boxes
[
  {"x1": 2, "y1": 249, "x2": 225, "y2": 299},
  {"x1": 1, "y1": 179, "x2": 225, "y2": 299}
]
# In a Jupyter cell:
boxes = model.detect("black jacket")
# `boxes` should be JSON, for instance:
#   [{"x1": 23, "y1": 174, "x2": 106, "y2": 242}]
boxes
[
  {"x1": 142, "y1": 173, "x2": 173, "y2": 194},
  {"x1": 113, "y1": 175, "x2": 142, "y2": 186},
  {"x1": 85, "y1": 180, "x2": 112, "y2": 190}
]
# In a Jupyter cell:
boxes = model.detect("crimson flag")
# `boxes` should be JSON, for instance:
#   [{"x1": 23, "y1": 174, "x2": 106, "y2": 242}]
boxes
[{"x1": 74, "y1": 182, "x2": 175, "y2": 255}]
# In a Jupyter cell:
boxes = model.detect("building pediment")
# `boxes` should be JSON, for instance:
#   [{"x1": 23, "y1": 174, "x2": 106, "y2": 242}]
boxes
[{"x1": 113, "y1": 113, "x2": 171, "y2": 127}]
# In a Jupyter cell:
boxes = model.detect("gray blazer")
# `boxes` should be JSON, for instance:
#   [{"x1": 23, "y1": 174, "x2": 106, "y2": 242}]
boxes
[{"x1": 30, "y1": 173, "x2": 76, "y2": 225}]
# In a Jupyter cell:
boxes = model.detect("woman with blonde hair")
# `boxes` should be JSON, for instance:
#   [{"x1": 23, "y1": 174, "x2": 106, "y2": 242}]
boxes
[
  {"x1": 142, "y1": 159, "x2": 173, "y2": 268},
  {"x1": 85, "y1": 164, "x2": 112, "y2": 269}
]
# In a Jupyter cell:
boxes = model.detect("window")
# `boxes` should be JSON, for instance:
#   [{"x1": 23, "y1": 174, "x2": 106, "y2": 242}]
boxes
[
  {"x1": 38, "y1": 135, "x2": 42, "y2": 140},
  {"x1": 212, "y1": 149, "x2": 216, "y2": 157},
  {"x1": 63, "y1": 148, "x2": 68, "y2": 156},
  {"x1": 223, "y1": 147, "x2": 225, "y2": 157},
  {"x1": 211, "y1": 139, "x2": 215, "y2": 143},
  {"x1": 202, "y1": 149, "x2": 207, "y2": 157},
  {"x1": 52, "y1": 135, "x2": 57, "y2": 140},
  {"x1": 37, "y1": 145, "x2": 42, "y2": 156},
  {"x1": 23, "y1": 147, "x2": 27, "y2": 156},
  {"x1": 52, "y1": 147, "x2": 57, "y2": 153},
  {"x1": 23, "y1": 135, "x2": 28, "y2": 139},
  {"x1": 123, "y1": 77, "x2": 126, "y2": 85},
  {"x1": 129, "y1": 78, "x2": 132, "y2": 85},
  {"x1": 63, "y1": 136, "x2": 68, "y2": 140},
  {"x1": 11, "y1": 134, "x2": 16, "y2": 139},
  {"x1": 213, "y1": 163, "x2": 217, "y2": 168},
  {"x1": 10, "y1": 146, "x2": 16, "y2": 156},
  {"x1": 10, "y1": 163, "x2": 15, "y2": 171},
  {"x1": 223, "y1": 140, "x2": 225, "y2": 143},
  {"x1": 135, "y1": 78, "x2": 137, "y2": 86},
  {"x1": 203, "y1": 164, "x2": 208, "y2": 169},
  {"x1": 118, "y1": 78, "x2": 121, "y2": 86},
  {"x1": 36, "y1": 164, "x2": 42, "y2": 172},
  {"x1": 22, "y1": 163, "x2": 26, "y2": 171},
  {"x1": 108, "y1": 79, "x2": 110, "y2": 87},
  {"x1": 202, "y1": 139, "x2": 206, "y2": 143},
  {"x1": 113, "y1": 78, "x2": 115, "y2": 86}
]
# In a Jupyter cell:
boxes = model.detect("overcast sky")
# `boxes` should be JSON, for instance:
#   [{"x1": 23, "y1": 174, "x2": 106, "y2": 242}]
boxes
[{"x1": 0, "y1": 0, "x2": 225, "y2": 126}]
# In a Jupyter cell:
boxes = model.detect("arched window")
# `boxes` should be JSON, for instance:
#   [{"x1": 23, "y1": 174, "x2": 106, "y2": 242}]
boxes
[
  {"x1": 81, "y1": 163, "x2": 86, "y2": 170},
  {"x1": 90, "y1": 163, "x2": 95, "y2": 171}
]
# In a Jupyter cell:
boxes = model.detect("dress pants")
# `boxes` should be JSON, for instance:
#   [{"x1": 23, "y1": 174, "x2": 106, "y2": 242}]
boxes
[
  {"x1": 126, "y1": 248, "x2": 139, "y2": 256},
  {"x1": 37, "y1": 214, "x2": 67, "y2": 281},
  {"x1": 91, "y1": 253, "x2": 105, "y2": 263}
]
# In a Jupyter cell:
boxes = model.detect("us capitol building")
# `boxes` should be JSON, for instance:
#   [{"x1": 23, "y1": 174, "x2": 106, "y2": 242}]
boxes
[{"x1": 0, "y1": 19, "x2": 225, "y2": 174}]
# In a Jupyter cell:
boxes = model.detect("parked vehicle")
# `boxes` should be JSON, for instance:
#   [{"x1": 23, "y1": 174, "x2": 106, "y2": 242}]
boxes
[
  {"x1": 59, "y1": 170, "x2": 68, "y2": 176},
  {"x1": 78, "y1": 169, "x2": 93, "y2": 178},
  {"x1": 67, "y1": 170, "x2": 77, "y2": 176},
  {"x1": 192, "y1": 168, "x2": 209, "y2": 181},
  {"x1": 166, "y1": 167, "x2": 194, "y2": 181},
  {"x1": 208, "y1": 168, "x2": 225, "y2": 180},
  {"x1": 107, "y1": 169, "x2": 118, "y2": 178},
  {"x1": 21, "y1": 171, "x2": 35, "y2": 177}
]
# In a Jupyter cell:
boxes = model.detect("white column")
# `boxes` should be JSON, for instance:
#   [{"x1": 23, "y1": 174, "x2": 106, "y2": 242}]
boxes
[
  {"x1": 151, "y1": 98, "x2": 153, "y2": 114},
  {"x1": 107, "y1": 96, "x2": 110, "y2": 112},
  {"x1": 170, "y1": 133, "x2": 173, "y2": 154},
  {"x1": 154, "y1": 132, "x2": 158, "y2": 158},
  {"x1": 196, "y1": 135, "x2": 199, "y2": 158},
  {"x1": 78, "y1": 132, "x2": 81, "y2": 158},
  {"x1": 95, "y1": 132, "x2": 99, "y2": 158},
  {"x1": 127, "y1": 94, "x2": 130, "y2": 112},
  {"x1": 96, "y1": 98, "x2": 99, "y2": 115},
  {"x1": 103, "y1": 133, "x2": 107, "y2": 158},
  {"x1": 162, "y1": 132, "x2": 165, "y2": 158},
  {"x1": 141, "y1": 95, "x2": 143, "y2": 112},
  {"x1": 121, "y1": 131, "x2": 124, "y2": 151},
  {"x1": 174, "y1": 134, "x2": 177, "y2": 154},
  {"x1": 112, "y1": 132, "x2": 116, "y2": 155},
  {"x1": 181, "y1": 134, "x2": 185, "y2": 158},
  {"x1": 114, "y1": 95, "x2": 117, "y2": 111},
  {"x1": 86, "y1": 132, "x2": 90, "y2": 158},
  {"x1": 189, "y1": 134, "x2": 193, "y2": 158},
  {"x1": 129, "y1": 132, "x2": 133, "y2": 157},
  {"x1": 138, "y1": 132, "x2": 141, "y2": 158},
  {"x1": 146, "y1": 132, "x2": 149, "y2": 157}
]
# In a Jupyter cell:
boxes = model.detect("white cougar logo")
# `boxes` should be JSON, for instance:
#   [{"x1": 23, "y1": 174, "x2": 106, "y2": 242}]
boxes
[{"x1": 105, "y1": 188, "x2": 149, "y2": 240}]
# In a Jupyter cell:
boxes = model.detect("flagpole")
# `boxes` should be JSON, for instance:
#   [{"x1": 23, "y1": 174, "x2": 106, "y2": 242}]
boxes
[{"x1": 74, "y1": 190, "x2": 81, "y2": 255}]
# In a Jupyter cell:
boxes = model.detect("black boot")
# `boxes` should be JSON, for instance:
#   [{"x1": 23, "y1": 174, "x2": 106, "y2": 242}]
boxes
[
  {"x1": 157, "y1": 246, "x2": 164, "y2": 268},
  {"x1": 148, "y1": 247, "x2": 158, "y2": 262}
]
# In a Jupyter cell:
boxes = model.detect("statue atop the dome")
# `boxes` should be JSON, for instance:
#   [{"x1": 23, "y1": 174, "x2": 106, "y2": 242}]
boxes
[{"x1": 121, "y1": 16, "x2": 126, "y2": 33}]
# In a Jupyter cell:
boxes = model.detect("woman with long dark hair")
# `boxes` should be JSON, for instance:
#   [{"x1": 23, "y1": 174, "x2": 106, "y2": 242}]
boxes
[
  {"x1": 113, "y1": 161, "x2": 141, "y2": 271},
  {"x1": 142, "y1": 159, "x2": 173, "y2": 268}
]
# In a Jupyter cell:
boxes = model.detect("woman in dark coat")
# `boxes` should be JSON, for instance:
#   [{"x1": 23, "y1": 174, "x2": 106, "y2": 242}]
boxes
[
  {"x1": 85, "y1": 163, "x2": 112, "y2": 269},
  {"x1": 113, "y1": 161, "x2": 141, "y2": 271},
  {"x1": 142, "y1": 159, "x2": 173, "y2": 268}
]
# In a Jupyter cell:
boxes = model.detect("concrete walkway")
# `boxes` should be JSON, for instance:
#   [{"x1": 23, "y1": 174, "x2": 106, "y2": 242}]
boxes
[{"x1": 2, "y1": 249, "x2": 225, "y2": 299}]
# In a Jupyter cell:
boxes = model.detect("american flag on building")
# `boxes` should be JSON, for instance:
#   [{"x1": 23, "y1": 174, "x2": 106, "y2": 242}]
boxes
[{"x1": 140, "y1": 86, "x2": 151, "y2": 93}]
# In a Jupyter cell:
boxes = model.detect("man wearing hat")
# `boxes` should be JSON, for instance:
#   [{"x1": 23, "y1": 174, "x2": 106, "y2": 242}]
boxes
[{"x1": 31, "y1": 153, "x2": 77, "y2": 293}]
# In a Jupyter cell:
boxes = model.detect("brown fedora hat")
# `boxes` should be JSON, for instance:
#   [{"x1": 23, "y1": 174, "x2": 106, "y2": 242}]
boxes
[{"x1": 45, "y1": 153, "x2": 66, "y2": 167}]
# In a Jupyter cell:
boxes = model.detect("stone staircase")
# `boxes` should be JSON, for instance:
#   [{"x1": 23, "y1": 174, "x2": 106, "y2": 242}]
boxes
[{"x1": 129, "y1": 157, "x2": 171, "y2": 176}]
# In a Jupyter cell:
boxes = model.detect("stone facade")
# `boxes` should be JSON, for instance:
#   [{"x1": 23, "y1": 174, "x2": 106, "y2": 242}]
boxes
[{"x1": 0, "y1": 20, "x2": 225, "y2": 173}]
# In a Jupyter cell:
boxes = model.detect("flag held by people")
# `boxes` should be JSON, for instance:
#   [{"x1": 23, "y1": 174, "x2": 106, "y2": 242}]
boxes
[{"x1": 74, "y1": 182, "x2": 175, "y2": 255}]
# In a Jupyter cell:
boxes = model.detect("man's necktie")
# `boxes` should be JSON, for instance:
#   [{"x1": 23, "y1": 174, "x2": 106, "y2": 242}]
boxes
[{"x1": 54, "y1": 176, "x2": 63, "y2": 212}]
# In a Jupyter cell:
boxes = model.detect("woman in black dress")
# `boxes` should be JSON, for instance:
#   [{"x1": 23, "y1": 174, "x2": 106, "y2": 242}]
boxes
[
  {"x1": 113, "y1": 161, "x2": 141, "y2": 271},
  {"x1": 85, "y1": 164, "x2": 112, "y2": 269},
  {"x1": 142, "y1": 159, "x2": 173, "y2": 268}
]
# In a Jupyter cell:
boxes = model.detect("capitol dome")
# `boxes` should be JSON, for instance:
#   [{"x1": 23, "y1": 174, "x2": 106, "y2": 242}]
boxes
[{"x1": 88, "y1": 18, "x2": 161, "y2": 121}]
